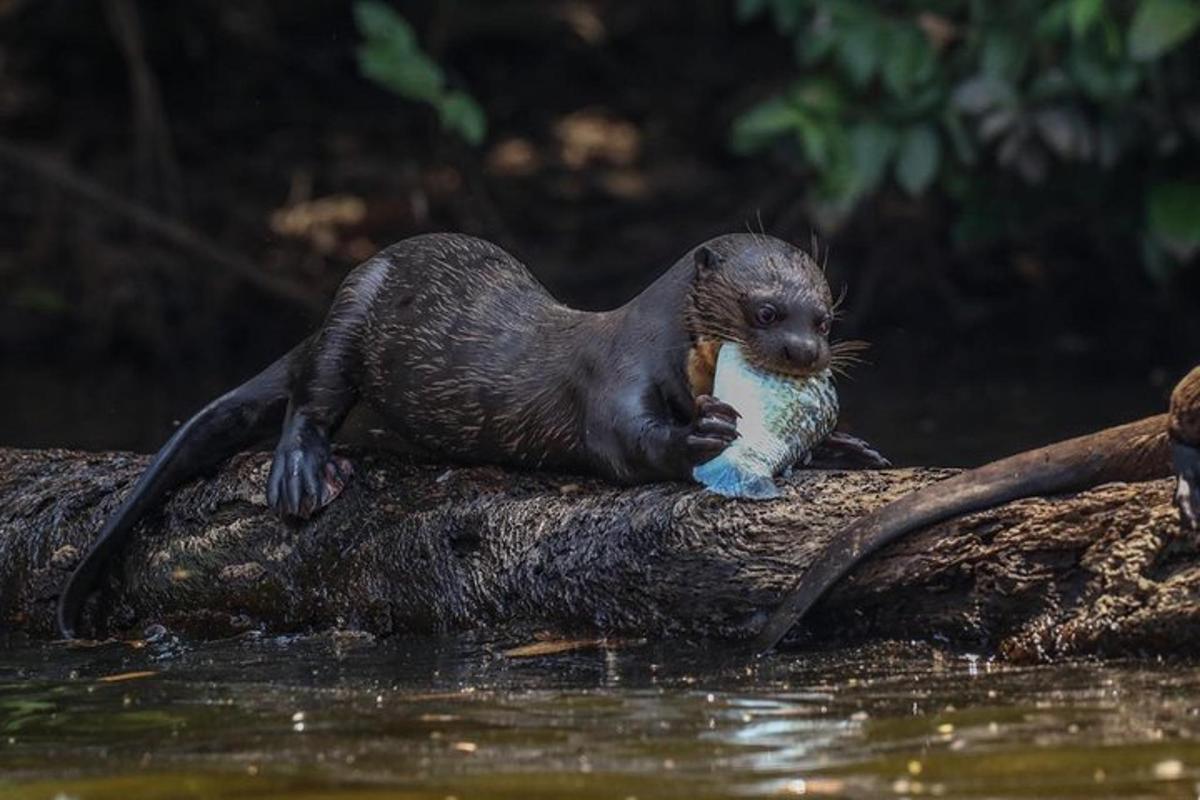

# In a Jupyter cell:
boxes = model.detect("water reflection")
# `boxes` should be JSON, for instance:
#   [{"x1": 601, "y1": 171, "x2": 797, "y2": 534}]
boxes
[{"x1": 1, "y1": 634, "x2": 1199, "y2": 798}]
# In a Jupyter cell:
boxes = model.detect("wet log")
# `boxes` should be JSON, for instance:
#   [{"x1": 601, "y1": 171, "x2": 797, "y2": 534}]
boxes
[{"x1": 0, "y1": 443, "x2": 1195, "y2": 660}]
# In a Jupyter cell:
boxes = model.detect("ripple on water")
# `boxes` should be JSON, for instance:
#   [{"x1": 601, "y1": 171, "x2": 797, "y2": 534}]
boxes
[{"x1": 1, "y1": 634, "x2": 1199, "y2": 799}]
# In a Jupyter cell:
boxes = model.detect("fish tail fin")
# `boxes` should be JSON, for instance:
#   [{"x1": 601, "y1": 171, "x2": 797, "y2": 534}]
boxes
[{"x1": 693, "y1": 456, "x2": 780, "y2": 500}]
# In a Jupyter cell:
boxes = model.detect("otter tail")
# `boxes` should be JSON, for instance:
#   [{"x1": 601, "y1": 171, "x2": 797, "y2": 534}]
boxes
[
  {"x1": 754, "y1": 412, "x2": 1172, "y2": 652},
  {"x1": 56, "y1": 355, "x2": 293, "y2": 639}
]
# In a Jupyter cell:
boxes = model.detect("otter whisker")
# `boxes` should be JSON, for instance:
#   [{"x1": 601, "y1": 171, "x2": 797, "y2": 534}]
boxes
[
  {"x1": 830, "y1": 339, "x2": 871, "y2": 355},
  {"x1": 830, "y1": 284, "x2": 848, "y2": 315},
  {"x1": 694, "y1": 323, "x2": 748, "y2": 341},
  {"x1": 809, "y1": 233, "x2": 830, "y2": 274},
  {"x1": 830, "y1": 362, "x2": 867, "y2": 375}
]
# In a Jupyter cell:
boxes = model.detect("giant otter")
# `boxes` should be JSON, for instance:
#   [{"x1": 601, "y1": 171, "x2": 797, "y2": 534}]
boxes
[
  {"x1": 756, "y1": 365, "x2": 1200, "y2": 652},
  {"x1": 57, "y1": 232, "x2": 881, "y2": 638}
]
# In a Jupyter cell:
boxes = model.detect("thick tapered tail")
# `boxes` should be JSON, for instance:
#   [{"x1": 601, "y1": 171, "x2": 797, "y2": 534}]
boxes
[
  {"x1": 56, "y1": 357, "x2": 292, "y2": 639},
  {"x1": 754, "y1": 412, "x2": 1173, "y2": 653}
]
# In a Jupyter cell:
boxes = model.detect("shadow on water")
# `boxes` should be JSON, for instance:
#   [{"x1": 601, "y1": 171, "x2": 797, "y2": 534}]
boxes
[{"x1": 2, "y1": 634, "x2": 1199, "y2": 799}]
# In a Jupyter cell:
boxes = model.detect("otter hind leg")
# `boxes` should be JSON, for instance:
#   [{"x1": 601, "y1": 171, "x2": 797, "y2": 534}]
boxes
[{"x1": 265, "y1": 258, "x2": 386, "y2": 518}]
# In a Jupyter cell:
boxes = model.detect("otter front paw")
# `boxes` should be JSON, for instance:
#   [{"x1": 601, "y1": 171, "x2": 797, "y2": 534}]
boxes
[
  {"x1": 267, "y1": 424, "x2": 353, "y2": 519},
  {"x1": 687, "y1": 394, "x2": 740, "y2": 465}
]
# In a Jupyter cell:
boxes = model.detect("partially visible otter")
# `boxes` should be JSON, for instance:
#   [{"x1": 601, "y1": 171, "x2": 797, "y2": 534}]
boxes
[
  {"x1": 755, "y1": 365, "x2": 1200, "y2": 653},
  {"x1": 57, "y1": 232, "x2": 882, "y2": 638}
]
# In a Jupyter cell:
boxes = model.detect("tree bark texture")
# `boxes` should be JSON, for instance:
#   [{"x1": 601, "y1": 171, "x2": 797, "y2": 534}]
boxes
[{"x1": 1, "y1": 446, "x2": 1196, "y2": 661}]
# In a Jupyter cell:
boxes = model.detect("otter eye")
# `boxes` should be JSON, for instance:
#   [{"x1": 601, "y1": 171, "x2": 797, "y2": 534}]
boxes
[
  {"x1": 754, "y1": 304, "x2": 780, "y2": 327},
  {"x1": 815, "y1": 314, "x2": 831, "y2": 335}
]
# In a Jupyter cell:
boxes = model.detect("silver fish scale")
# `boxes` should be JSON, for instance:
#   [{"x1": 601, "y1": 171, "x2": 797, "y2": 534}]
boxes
[{"x1": 693, "y1": 343, "x2": 839, "y2": 498}]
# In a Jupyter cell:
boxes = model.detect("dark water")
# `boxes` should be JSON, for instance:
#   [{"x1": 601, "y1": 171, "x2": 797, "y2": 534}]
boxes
[{"x1": 3, "y1": 634, "x2": 1200, "y2": 799}]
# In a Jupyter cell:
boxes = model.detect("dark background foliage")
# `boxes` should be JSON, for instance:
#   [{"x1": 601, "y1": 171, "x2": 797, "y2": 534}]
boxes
[{"x1": 0, "y1": 0, "x2": 1196, "y2": 465}]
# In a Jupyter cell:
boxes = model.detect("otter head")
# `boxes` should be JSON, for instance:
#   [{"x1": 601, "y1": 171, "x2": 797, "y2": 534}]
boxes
[{"x1": 686, "y1": 234, "x2": 835, "y2": 378}]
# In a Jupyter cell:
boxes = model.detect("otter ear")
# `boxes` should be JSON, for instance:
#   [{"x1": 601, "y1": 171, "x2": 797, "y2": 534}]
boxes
[{"x1": 693, "y1": 246, "x2": 722, "y2": 280}]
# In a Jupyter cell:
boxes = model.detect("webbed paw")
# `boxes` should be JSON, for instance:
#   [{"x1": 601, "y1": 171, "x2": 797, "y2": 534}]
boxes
[
  {"x1": 806, "y1": 431, "x2": 891, "y2": 470},
  {"x1": 267, "y1": 420, "x2": 353, "y2": 519},
  {"x1": 687, "y1": 394, "x2": 740, "y2": 465}
]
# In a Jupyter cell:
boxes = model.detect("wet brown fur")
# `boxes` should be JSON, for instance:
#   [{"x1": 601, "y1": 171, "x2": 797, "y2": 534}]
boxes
[
  {"x1": 684, "y1": 238, "x2": 832, "y2": 378},
  {"x1": 686, "y1": 338, "x2": 721, "y2": 397},
  {"x1": 58, "y1": 231, "x2": 837, "y2": 638}
]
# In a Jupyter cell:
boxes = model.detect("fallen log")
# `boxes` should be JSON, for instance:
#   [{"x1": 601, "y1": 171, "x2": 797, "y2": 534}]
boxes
[{"x1": 2, "y1": 440, "x2": 1196, "y2": 661}]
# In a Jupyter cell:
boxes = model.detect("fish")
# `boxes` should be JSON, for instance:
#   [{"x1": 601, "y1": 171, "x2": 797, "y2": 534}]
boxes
[{"x1": 692, "y1": 342, "x2": 839, "y2": 499}]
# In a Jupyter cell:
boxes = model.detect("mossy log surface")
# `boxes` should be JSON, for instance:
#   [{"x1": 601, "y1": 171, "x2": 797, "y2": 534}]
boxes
[{"x1": 1, "y1": 446, "x2": 1196, "y2": 660}]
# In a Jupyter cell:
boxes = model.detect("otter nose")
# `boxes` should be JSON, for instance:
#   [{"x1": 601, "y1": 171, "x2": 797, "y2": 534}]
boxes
[{"x1": 782, "y1": 335, "x2": 821, "y2": 370}]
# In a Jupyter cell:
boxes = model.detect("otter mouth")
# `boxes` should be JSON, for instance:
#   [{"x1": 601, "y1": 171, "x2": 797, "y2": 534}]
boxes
[
  {"x1": 741, "y1": 350, "x2": 831, "y2": 380},
  {"x1": 773, "y1": 365, "x2": 831, "y2": 380}
]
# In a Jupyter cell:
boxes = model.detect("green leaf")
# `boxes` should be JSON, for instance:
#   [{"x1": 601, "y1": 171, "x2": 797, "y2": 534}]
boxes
[
  {"x1": 942, "y1": 111, "x2": 978, "y2": 165},
  {"x1": 981, "y1": 31, "x2": 1029, "y2": 81},
  {"x1": 354, "y1": 0, "x2": 417, "y2": 50},
  {"x1": 788, "y1": 78, "x2": 845, "y2": 117},
  {"x1": 848, "y1": 122, "x2": 898, "y2": 195},
  {"x1": 1068, "y1": 49, "x2": 1140, "y2": 100},
  {"x1": 1070, "y1": 0, "x2": 1105, "y2": 37},
  {"x1": 1147, "y1": 181, "x2": 1200, "y2": 259},
  {"x1": 837, "y1": 17, "x2": 881, "y2": 87},
  {"x1": 769, "y1": 0, "x2": 805, "y2": 33},
  {"x1": 1036, "y1": 0, "x2": 1073, "y2": 38},
  {"x1": 882, "y1": 25, "x2": 935, "y2": 99},
  {"x1": 882, "y1": 79, "x2": 946, "y2": 119},
  {"x1": 354, "y1": 0, "x2": 444, "y2": 102},
  {"x1": 795, "y1": 23, "x2": 838, "y2": 66},
  {"x1": 735, "y1": 0, "x2": 770, "y2": 22},
  {"x1": 731, "y1": 97, "x2": 807, "y2": 154},
  {"x1": 813, "y1": 122, "x2": 855, "y2": 200},
  {"x1": 894, "y1": 124, "x2": 941, "y2": 196},
  {"x1": 438, "y1": 91, "x2": 487, "y2": 146},
  {"x1": 359, "y1": 45, "x2": 444, "y2": 101},
  {"x1": 1128, "y1": 0, "x2": 1200, "y2": 60},
  {"x1": 795, "y1": 115, "x2": 831, "y2": 168},
  {"x1": 353, "y1": 0, "x2": 486, "y2": 146}
]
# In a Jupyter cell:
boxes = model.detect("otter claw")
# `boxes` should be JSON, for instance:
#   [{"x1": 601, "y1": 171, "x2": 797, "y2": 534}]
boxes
[
  {"x1": 688, "y1": 394, "x2": 741, "y2": 465},
  {"x1": 267, "y1": 420, "x2": 352, "y2": 519},
  {"x1": 695, "y1": 415, "x2": 739, "y2": 441},
  {"x1": 807, "y1": 431, "x2": 891, "y2": 470},
  {"x1": 695, "y1": 395, "x2": 740, "y2": 423},
  {"x1": 321, "y1": 457, "x2": 354, "y2": 508}
]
